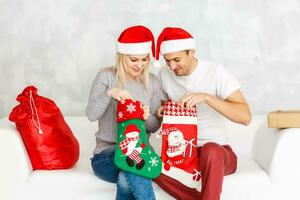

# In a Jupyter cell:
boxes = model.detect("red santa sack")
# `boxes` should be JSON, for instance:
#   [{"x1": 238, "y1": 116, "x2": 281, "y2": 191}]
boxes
[
  {"x1": 160, "y1": 100, "x2": 201, "y2": 191},
  {"x1": 9, "y1": 86, "x2": 79, "y2": 170}
]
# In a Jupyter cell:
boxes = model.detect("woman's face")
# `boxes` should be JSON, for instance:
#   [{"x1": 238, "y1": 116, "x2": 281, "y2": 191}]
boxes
[{"x1": 124, "y1": 54, "x2": 149, "y2": 80}]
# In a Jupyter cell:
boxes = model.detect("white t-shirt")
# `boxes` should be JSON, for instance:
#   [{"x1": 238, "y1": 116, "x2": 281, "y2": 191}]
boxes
[{"x1": 158, "y1": 60, "x2": 241, "y2": 146}]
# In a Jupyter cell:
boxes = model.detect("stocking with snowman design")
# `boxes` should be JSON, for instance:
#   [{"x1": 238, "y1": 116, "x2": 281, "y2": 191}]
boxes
[
  {"x1": 114, "y1": 99, "x2": 162, "y2": 179},
  {"x1": 159, "y1": 100, "x2": 201, "y2": 191}
]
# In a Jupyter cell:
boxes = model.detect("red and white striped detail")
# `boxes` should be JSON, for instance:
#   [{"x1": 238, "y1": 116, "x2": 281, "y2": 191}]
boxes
[
  {"x1": 129, "y1": 150, "x2": 142, "y2": 164},
  {"x1": 163, "y1": 101, "x2": 197, "y2": 124},
  {"x1": 163, "y1": 101, "x2": 197, "y2": 117}
]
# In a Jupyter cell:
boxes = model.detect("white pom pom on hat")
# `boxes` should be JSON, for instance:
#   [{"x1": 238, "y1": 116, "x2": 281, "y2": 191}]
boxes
[{"x1": 152, "y1": 60, "x2": 161, "y2": 68}]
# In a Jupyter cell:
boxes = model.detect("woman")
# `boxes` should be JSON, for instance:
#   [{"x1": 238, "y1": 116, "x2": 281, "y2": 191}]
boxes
[{"x1": 86, "y1": 25, "x2": 164, "y2": 200}]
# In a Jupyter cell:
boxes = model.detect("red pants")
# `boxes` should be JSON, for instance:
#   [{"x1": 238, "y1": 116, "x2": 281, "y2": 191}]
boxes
[{"x1": 154, "y1": 142, "x2": 237, "y2": 200}]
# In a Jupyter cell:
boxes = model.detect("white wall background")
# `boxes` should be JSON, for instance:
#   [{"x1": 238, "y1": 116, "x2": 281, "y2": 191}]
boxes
[{"x1": 1, "y1": 0, "x2": 300, "y2": 118}]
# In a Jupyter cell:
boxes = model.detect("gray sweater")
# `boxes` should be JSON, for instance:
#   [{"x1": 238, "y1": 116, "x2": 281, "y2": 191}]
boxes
[{"x1": 86, "y1": 68, "x2": 166, "y2": 155}]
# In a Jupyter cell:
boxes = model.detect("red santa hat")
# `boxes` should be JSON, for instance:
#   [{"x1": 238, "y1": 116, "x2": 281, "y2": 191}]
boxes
[
  {"x1": 155, "y1": 27, "x2": 196, "y2": 61},
  {"x1": 116, "y1": 25, "x2": 155, "y2": 57},
  {"x1": 124, "y1": 124, "x2": 140, "y2": 137}
]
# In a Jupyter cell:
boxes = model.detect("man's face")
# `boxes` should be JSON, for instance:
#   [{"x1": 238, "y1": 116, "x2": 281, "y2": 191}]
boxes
[{"x1": 163, "y1": 50, "x2": 195, "y2": 76}]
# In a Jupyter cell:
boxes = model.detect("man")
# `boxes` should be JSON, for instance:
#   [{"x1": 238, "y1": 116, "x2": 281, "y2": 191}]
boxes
[{"x1": 154, "y1": 27, "x2": 251, "y2": 200}]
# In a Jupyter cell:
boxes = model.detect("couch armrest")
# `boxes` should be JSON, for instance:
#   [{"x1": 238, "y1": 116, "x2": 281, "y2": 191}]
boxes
[
  {"x1": 0, "y1": 118, "x2": 33, "y2": 200},
  {"x1": 252, "y1": 120, "x2": 300, "y2": 189}
]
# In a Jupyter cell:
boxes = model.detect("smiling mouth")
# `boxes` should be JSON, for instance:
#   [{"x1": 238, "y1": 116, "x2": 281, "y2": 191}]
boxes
[
  {"x1": 174, "y1": 69, "x2": 181, "y2": 74},
  {"x1": 132, "y1": 68, "x2": 142, "y2": 73}
]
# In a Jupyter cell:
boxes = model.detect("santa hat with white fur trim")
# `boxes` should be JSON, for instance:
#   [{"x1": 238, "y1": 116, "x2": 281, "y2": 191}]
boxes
[
  {"x1": 124, "y1": 124, "x2": 140, "y2": 137},
  {"x1": 116, "y1": 25, "x2": 155, "y2": 58},
  {"x1": 155, "y1": 27, "x2": 196, "y2": 61}
]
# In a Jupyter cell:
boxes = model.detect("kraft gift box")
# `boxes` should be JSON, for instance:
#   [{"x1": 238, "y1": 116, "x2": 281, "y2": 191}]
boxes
[{"x1": 268, "y1": 110, "x2": 300, "y2": 128}]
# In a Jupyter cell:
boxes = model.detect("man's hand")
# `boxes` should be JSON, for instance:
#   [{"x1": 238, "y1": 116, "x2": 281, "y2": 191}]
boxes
[
  {"x1": 107, "y1": 88, "x2": 133, "y2": 101},
  {"x1": 180, "y1": 90, "x2": 252, "y2": 126},
  {"x1": 180, "y1": 92, "x2": 208, "y2": 109},
  {"x1": 142, "y1": 105, "x2": 150, "y2": 120},
  {"x1": 156, "y1": 106, "x2": 164, "y2": 119}
]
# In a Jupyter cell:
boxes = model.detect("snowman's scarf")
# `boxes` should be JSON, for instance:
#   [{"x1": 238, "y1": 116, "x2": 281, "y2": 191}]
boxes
[
  {"x1": 167, "y1": 143, "x2": 183, "y2": 154},
  {"x1": 119, "y1": 136, "x2": 139, "y2": 150}
]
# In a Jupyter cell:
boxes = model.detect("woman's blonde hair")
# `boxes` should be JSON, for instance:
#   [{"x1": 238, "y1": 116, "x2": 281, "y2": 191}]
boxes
[{"x1": 115, "y1": 53, "x2": 150, "y2": 89}]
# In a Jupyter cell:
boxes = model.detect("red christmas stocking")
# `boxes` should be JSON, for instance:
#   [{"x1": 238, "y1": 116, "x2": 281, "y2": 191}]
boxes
[{"x1": 160, "y1": 100, "x2": 201, "y2": 191}]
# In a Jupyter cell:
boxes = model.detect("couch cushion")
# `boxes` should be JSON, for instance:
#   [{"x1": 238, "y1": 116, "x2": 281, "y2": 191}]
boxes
[
  {"x1": 225, "y1": 115, "x2": 266, "y2": 156},
  {"x1": 64, "y1": 117, "x2": 97, "y2": 158},
  {"x1": 17, "y1": 157, "x2": 174, "y2": 200},
  {"x1": 221, "y1": 155, "x2": 274, "y2": 200},
  {"x1": 17, "y1": 155, "x2": 273, "y2": 200}
]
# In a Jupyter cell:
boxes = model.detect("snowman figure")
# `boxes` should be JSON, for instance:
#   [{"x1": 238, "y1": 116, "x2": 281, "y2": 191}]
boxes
[
  {"x1": 119, "y1": 124, "x2": 146, "y2": 170},
  {"x1": 163, "y1": 128, "x2": 187, "y2": 170}
]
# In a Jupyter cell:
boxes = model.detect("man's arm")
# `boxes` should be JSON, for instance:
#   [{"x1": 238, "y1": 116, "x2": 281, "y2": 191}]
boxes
[{"x1": 180, "y1": 90, "x2": 252, "y2": 126}]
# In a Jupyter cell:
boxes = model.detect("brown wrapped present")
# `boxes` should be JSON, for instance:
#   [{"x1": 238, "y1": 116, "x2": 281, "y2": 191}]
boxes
[{"x1": 268, "y1": 110, "x2": 300, "y2": 128}]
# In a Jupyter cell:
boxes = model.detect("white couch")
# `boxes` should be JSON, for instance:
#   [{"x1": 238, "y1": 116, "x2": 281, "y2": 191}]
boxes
[{"x1": 1, "y1": 115, "x2": 300, "y2": 200}]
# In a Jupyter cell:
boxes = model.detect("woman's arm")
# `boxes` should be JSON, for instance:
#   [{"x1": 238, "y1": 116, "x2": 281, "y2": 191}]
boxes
[{"x1": 86, "y1": 71, "x2": 113, "y2": 122}]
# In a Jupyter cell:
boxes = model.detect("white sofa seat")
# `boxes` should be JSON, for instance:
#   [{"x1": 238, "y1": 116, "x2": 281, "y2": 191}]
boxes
[
  {"x1": 221, "y1": 155, "x2": 273, "y2": 200},
  {"x1": 1, "y1": 115, "x2": 300, "y2": 200},
  {"x1": 14, "y1": 157, "x2": 172, "y2": 200}
]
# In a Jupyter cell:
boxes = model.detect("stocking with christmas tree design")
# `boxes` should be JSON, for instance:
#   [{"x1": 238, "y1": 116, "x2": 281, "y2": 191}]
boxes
[{"x1": 114, "y1": 99, "x2": 162, "y2": 179}]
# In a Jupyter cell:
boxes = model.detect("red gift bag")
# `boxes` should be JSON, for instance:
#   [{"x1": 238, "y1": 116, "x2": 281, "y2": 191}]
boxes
[
  {"x1": 160, "y1": 101, "x2": 201, "y2": 191},
  {"x1": 9, "y1": 86, "x2": 79, "y2": 170}
]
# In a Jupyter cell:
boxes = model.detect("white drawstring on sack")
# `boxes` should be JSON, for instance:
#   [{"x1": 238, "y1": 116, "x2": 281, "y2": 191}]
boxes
[{"x1": 29, "y1": 90, "x2": 43, "y2": 134}]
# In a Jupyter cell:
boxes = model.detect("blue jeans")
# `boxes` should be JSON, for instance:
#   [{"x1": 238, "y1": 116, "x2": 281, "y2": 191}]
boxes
[{"x1": 91, "y1": 146, "x2": 156, "y2": 200}]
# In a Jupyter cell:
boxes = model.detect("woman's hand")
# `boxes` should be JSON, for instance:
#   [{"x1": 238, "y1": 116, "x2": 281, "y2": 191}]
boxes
[
  {"x1": 107, "y1": 88, "x2": 132, "y2": 101},
  {"x1": 143, "y1": 105, "x2": 150, "y2": 120}
]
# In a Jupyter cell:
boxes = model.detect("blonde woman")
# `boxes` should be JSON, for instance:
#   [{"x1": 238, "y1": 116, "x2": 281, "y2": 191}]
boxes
[{"x1": 86, "y1": 26, "x2": 164, "y2": 200}]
